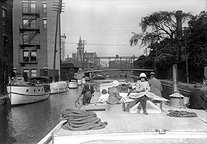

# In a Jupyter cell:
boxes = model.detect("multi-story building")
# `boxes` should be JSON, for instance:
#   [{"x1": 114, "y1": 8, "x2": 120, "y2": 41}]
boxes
[
  {"x1": 84, "y1": 52, "x2": 99, "y2": 70},
  {"x1": 0, "y1": 0, "x2": 13, "y2": 94},
  {"x1": 13, "y1": 0, "x2": 61, "y2": 81}
]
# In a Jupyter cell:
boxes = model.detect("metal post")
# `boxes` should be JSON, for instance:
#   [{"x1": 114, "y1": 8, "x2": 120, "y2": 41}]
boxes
[{"x1": 53, "y1": 5, "x2": 59, "y2": 82}]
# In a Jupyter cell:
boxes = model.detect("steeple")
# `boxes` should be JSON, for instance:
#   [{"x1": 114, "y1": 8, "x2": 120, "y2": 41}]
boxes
[{"x1": 79, "y1": 36, "x2": 82, "y2": 43}]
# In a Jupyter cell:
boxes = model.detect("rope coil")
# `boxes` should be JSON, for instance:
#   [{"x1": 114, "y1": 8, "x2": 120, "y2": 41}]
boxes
[{"x1": 61, "y1": 109, "x2": 107, "y2": 131}]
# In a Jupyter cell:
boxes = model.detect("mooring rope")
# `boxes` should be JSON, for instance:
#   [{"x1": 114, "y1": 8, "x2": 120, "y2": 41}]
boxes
[{"x1": 61, "y1": 109, "x2": 107, "y2": 131}]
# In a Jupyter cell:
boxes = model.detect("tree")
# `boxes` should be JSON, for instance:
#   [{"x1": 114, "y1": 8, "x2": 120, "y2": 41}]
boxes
[
  {"x1": 184, "y1": 11, "x2": 207, "y2": 81},
  {"x1": 130, "y1": 11, "x2": 193, "y2": 68}
]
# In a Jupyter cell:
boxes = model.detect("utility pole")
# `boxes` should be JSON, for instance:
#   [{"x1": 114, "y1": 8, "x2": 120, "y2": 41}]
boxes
[
  {"x1": 169, "y1": 10, "x2": 185, "y2": 108},
  {"x1": 52, "y1": 0, "x2": 64, "y2": 82}
]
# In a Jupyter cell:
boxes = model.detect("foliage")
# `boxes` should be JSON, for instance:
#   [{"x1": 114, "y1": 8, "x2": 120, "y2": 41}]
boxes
[
  {"x1": 131, "y1": 10, "x2": 193, "y2": 70},
  {"x1": 184, "y1": 11, "x2": 207, "y2": 80}
]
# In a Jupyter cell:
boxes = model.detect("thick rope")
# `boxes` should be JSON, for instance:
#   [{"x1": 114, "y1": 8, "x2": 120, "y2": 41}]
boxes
[
  {"x1": 167, "y1": 110, "x2": 198, "y2": 118},
  {"x1": 61, "y1": 109, "x2": 107, "y2": 131}
]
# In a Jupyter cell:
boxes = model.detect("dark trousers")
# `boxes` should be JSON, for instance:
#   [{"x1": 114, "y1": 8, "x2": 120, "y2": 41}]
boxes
[{"x1": 128, "y1": 96, "x2": 149, "y2": 112}]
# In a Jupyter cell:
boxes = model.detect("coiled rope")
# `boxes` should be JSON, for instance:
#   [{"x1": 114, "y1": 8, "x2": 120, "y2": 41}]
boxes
[
  {"x1": 61, "y1": 109, "x2": 107, "y2": 131},
  {"x1": 167, "y1": 110, "x2": 198, "y2": 118}
]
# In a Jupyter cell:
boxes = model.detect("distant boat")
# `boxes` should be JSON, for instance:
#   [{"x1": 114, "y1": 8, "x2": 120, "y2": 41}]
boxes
[
  {"x1": 68, "y1": 79, "x2": 78, "y2": 89},
  {"x1": 7, "y1": 77, "x2": 50, "y2": 106},
  {"x1": 50, "y1": 81, "x2": 69, "y2": 94}
]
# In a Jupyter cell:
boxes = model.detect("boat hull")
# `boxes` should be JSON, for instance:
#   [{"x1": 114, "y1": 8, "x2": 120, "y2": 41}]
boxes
[
  {"x1": 68, "y1": 82, "x2": 78, "y2": 89},
  {"x1": 50, "y1": 81, "x2": 69, "y2": 94},
  {"x1": 7, "y1": 85, "x2": 50, "y2": 106}
]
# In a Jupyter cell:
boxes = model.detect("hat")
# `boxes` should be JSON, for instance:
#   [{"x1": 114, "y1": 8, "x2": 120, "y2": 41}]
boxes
[
  {"x1": 85, "y1": 77, "x2": 90, "y2": 81},
  {"x1": 101, "y1": 89, "x2": 107, "y2": 94},
  {"x1": 194, "y1": 83, "x2": 202, "y2": 89},
  {"x1": 150, "y1": 72, "x2": 155, "y2": 75},
  {"x1": 139, "y1": 73, "x2": 147, "y2": 78},
  {"x1": 112, "y1": 80, "x2": 120, "y2": 87}
]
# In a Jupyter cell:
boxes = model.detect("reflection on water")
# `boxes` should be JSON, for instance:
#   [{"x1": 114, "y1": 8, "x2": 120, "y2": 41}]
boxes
[{"x1": 0, "y1": 87, "x2": 81, "y2": 144}]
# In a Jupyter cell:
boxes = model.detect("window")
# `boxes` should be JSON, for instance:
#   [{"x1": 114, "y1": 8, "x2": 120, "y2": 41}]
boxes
[
  {"x1": 31, "y1": 69, "x2": 37, "y2": 77},
  {"x1": 2, "y1": 8, "x2": 7, "y2": 19},
  {"x1": 30, "y1": 20, "x2": 36, "y2": 29},
  {"x1": 30, "y1": 3, "x2": 36, "y2": 13},
  {"x1": 43, "y1": 19, "x2": 47, "y2": 29},
  {"x1": 22, "y1": 2, "x2": 29, "y2": 13},
  {"x1": 23, "y1": 69, "x2": 30, "y2": 78},
  {"x1": 23, "y1": 50, "x2": 37, "y2": 62},
  {"x1": 23, "y1": 50, "x2": 29, "y2": 62},
  {"x1": 23, "y1": 33, "x2": 29, "y2": 44},
  {"x1": 42, "y1": 3, "x2": 47, "y2": 14},
  {"x1": 30, "y1": 50, "x2": 37, "y2": 62},
  {"x1": 23, "y1": 19, "x2": 28, "y2": 28}
]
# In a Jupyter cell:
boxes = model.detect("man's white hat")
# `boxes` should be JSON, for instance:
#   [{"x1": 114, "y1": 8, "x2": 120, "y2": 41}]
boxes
[{"x1": 112, "y1": 80, "x2": 120, "y2": 87}]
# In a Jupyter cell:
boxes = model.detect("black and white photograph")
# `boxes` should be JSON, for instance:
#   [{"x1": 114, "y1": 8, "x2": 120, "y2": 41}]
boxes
[{"x1": 0, "y1": 0, "x2": 207, "y2": 143}]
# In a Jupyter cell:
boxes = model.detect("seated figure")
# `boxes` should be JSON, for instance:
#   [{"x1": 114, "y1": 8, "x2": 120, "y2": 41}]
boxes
[
  {"x1": 107, "y1": 80, "x2": 122, "y2": 104},
  {"x1": 98, "y1": 89, "x2": 109, "y2": 103},
  {"x1": 127, "y1": 73, "x2": 150, "y2": 115},
  {"x1": 187, "y1": 83, "x2": 207, "y2": 110}
]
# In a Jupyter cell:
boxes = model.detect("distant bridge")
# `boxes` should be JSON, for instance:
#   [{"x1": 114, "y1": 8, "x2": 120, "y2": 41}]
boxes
[{"x1": 84, "y1": 68, "x2": 154, "y2": 73}]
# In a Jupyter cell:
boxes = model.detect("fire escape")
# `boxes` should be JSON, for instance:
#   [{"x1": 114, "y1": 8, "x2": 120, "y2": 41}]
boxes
[{"x1": 19, "y1": 11, "x2": 40, "y2": 65}]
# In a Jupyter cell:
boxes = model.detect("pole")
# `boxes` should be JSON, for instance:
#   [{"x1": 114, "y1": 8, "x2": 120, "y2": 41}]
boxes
[
  {"x1": 186, "y1": 58, "x2": 189, "y2": 83},
  {"x1": 52, "y1": 2, "x2": 60, "y2": 82},
  {"x1": 59, "y1": 8, "x2": 61, "y2": 81}
]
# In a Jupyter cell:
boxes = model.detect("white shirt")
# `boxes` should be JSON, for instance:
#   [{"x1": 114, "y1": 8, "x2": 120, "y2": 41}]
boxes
[{"x1": 98, "y1": 94, "x2": 109, "y2": 103}]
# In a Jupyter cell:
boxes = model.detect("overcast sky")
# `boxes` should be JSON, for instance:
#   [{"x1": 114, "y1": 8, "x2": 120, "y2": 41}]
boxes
[{"x1": 61, "y1": 0, "x2": 206, "y2": 58}]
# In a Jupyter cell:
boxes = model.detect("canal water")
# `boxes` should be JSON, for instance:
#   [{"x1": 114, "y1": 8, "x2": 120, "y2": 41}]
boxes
[{"x1": 0, "y1": 87, "x2": 82, "y2": 144}]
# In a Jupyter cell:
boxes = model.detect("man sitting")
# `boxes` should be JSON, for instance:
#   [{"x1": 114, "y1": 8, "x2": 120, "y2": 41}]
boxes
[{"x1": 187, "y1": 83, "x2": 207, "y2": 110}]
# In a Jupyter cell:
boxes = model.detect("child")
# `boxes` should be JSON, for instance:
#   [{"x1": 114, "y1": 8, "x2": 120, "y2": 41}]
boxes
[
  {"x1": 98, "y1": 89, "x2": 109, "y2": 103},
  {"x1": 127, "y1": 73, "x2": 150, "y2": 115}
]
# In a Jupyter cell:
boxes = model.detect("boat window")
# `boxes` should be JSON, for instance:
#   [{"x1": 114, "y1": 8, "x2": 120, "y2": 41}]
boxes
[
  {"x1": 26, "y1": 89, "x2": 29, "y2": 92},
  {"x1": 34, "y1": 89, "x2": 36, "y2": 92}
]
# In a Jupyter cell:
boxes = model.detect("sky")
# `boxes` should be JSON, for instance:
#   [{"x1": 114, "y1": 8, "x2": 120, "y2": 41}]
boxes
[{"x1": 61, "y1": 0, "x2": 206, "y2": 58}]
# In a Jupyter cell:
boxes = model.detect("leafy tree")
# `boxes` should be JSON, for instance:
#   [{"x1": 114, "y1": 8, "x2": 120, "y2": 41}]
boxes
[
  {"x1": 130, "y1": 11, "x2": 193, "y2": 73},
  {"x1": 184, "y1": 11, "x2": 207, "y2": 81}
]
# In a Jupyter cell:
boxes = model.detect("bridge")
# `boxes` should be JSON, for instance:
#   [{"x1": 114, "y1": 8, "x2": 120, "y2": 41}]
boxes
[
  {"x1": 84, "y1": 68, "x2": 154, "y2": 73},
  {"x1": 84, "y1": 68, "x2": 154, "y2": 79}
]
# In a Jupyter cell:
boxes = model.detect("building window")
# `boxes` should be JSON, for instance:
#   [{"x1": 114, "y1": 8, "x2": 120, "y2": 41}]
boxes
[
  {"x1": 30, "y1": 19, "x2": 36, "y2": 29},
  {"x1": 23, "y1": 50, "x2": 37, "y2": 62},
  {"x1": 42, "y1": 3, "x2": 47, "y2": 14},
  {"x1": 23, "y1": 50, "x2": 29, "y2": 62},
  {"x1": 43, "y1": 19, "x2": 47, "y2": 29},
  {"x1": 22, "y1": 2, "x2": 29, "y2": 13},
  {"x1": 23, "y1": 19, "x2": 28, "y2": 28},
  {"x1": 31, "y1": 69, "x2": 37, "y2": 77},
  {"x1": 30, "y1": 3, "x2": 36, "y2": 13},
  {"x1": 23, "y1": 69, "x2": 30, "y2": 78},
  {"x1": 30, "y1": 50, "x2": 37, "y2": 62},
  {"x1": 2, "y1": 8, "x2": 7, "y2": 19},
  {"x1": 23, "y1": 33, "x2": 29, "y2": 44}
]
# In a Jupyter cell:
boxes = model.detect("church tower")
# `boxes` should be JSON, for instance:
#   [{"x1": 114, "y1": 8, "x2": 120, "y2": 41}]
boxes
[{"x1": 76, "y1": 37, "x2": 84, "y2": 62}]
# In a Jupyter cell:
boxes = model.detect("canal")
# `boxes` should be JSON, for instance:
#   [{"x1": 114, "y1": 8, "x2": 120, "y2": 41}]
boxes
[{"x1": 0, "y1": 87, "x2": 82, "y2": 144}]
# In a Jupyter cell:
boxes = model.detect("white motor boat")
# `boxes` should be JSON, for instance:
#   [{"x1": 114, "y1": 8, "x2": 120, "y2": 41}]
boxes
[
  {"x1": 7, "y1": 77, "x2": 50, "y2": 106},
  {"x1": 68, "y1": 79, "x2": 78, "y2": 89},
  {"x1": 50, "y1": 81, "x2": 69, "y2": 94}
]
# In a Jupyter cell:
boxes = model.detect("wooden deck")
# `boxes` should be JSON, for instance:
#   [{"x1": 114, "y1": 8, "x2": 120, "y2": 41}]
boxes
[{"x1": 53, "y1": 90, "x2": 207, "y2": 144}]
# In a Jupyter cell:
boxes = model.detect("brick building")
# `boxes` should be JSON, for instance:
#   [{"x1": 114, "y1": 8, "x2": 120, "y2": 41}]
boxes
[
  {"x1": 0, "y1": 0, "x2": 13, "y2": 94},
  {"x1": 13, "y1": 0, "x2": 61, "y2": 81}
]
